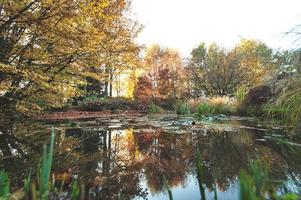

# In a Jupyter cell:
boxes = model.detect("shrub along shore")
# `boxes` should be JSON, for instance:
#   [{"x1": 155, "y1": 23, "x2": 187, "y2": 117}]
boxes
[{"x1": 49, "y1": 90, "x2": 287, "y2": 122}]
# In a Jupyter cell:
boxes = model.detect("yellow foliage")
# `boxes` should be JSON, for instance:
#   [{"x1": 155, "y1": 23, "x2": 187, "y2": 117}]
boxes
[
  {"x1": 0, "y1": 0, "x2": 142, "y2": 113},
  {"x1": 209, "y1": 96, "x2": 237, "y2": 106}
]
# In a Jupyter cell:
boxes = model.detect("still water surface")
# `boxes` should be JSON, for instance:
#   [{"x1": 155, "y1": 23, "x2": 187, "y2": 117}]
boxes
[{"x1": 0, "y1": 115, "x2": 300, "y2": 199}]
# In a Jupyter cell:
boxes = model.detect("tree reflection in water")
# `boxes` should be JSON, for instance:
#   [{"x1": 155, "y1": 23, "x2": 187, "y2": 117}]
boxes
[{"x1": 0, "y1": 118, "x2": 300, "y2": 199}]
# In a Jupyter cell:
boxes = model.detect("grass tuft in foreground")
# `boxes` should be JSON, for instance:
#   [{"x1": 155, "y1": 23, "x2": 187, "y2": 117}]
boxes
[
  {"x1": 0, "y1": 128, "x2": 81, "y2": 200},
  {"x1": 0, "y1": 170, "x2": 9, "y2": 200}
]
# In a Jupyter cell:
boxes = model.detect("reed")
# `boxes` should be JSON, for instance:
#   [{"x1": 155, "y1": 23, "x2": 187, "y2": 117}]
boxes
[
  {"x1": 267, "y1": 77, "x2": 301, "y2": 128},
  {"x1": 0, "y1": 128, "x2": 81, "y2": 200},
  {"x1": 38, "y1": 127, "x2": 55, "y2": 200},
  {"x1": 163, "y1": 175, "x2": 173, "y2": 200},
  {"x1": 0, "y1": 171, "x2": 9, "y2": 200},
  {"x1": 175, "y1": 102, "x2": 191, "y2": 115}
]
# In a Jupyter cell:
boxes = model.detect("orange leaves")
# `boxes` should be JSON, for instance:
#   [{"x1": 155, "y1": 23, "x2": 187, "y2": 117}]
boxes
[{"x1": 134, "y1": 75, "x2": 153, "y2": 102}]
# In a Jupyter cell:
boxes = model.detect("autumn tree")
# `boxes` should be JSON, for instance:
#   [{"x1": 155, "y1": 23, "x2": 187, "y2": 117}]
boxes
[
  {"x1": 134, "y1": 75, "x2": 153, "y2": 102},
  {"x1": 233, "y1": 39, "x2": 273, "y2": 87},
  {"x1": 124, "y1": 68, "x2": 140, "y2": 98},
  {"x1": 188, "y1": 43, "x2": 241, "y2": 96},
  {"x1": 0, "y1": 0, "x2": 141, "y2": 113},
  {"x1": 157, "y1": 68, "x2": 172, "y2": 98},
  {"x1": 188, "y1": 40, "x2": 273, "y2": 96},
  {"x1": 144, "y1": 44, "x2": 163, "y2": 95},
  {"x1": 143, "y1": 45, "x2": 186, "y2": 99}
]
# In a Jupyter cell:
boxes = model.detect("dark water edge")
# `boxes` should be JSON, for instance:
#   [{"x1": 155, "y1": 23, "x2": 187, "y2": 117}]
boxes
[{"x1": 0, "y1": 115, "x2": 300, "y2": 199}]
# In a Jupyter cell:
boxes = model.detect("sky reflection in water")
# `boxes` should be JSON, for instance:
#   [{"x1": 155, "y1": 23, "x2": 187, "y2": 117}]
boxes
[{"x1": 0, "y1": 116, "x2": 300, "y2": 200}]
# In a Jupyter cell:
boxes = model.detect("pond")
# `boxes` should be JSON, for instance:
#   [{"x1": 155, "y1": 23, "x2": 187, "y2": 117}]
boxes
[{"x1": 0, "y1": 114, "x2": 300, "y2": 200}]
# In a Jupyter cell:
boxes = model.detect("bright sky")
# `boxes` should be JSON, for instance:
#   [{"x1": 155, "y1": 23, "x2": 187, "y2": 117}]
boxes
[{"x1": 132, "y1": 0, "x2": 301, "y2": 57}]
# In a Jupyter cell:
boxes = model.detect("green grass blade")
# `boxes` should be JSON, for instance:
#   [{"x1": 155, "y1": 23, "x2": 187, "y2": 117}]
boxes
[
  {"x1": 0, "y1": 171, "x2": 9, "y2": 200},
  {"x1": 39, "y1": 127, "x2": 55, "y2": 200},
  {"x1": 163, "y1": 175, "x2": 173, "y2": 200},
  {"x1": 24, "y1": 169, "x2": 32, "y2": 194},
  {"x1": 71, "y1": 182, "x2": 80, "y2": 200}
]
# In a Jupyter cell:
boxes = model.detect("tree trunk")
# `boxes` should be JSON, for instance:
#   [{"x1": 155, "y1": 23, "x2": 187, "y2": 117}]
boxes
[
  {"x1": 104, "y1": 66, "x2": 109, "y2": 97},
  {"x1": 109, "y1": 68, "x2": 113, "y2": 97}
]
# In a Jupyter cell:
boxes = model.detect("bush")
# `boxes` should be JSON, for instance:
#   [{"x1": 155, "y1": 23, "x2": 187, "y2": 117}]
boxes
[
  {"x1": 148, "y1": 103, "x2": 163, "y2": 114},
  {"x1": 239, "y1": 85, "x2": 272, "y2": 116},
  {"x1": 196, "y1": 103, "x2": 215, "y2": 116},
  {"x1": 244, "y1": 85, "x2": 272, "y2": 106},
  {"x1": 262, "y1": 77, "x2": 301, "y2": 127},
  {"x1": 196, "y1": 101, "x2": 236, "y2": 116},
  {"x1": 209, "y1": 96, "x2": 236, "y2": 105},
  {"x1": 209, "y1": 96, "x2": 237, "y2": 114},
  {"x1": 235, "y1": 87, "x2": 248, "y2": 104},
  {"x1": 135, "y1": 100, "x2": 149, "y2": 113},
  {"x1": 81, "y1": 97, "x2": 136, "y2": 111},
  {"x1": 152, "y1": 97, "x2": 177, "y2": 111},
  {"x1": 175, "y1": 102, "x2": 190, "y2": 115},
  {"x1": 214, "y1": 103, "x2": 236, "y2": 115},
  {"x1": 242, "y1": 105, "x2": 263, "y2": 117},
  {"x1": 188, "y1": 99, "x2": 204, "y2": 113}
]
